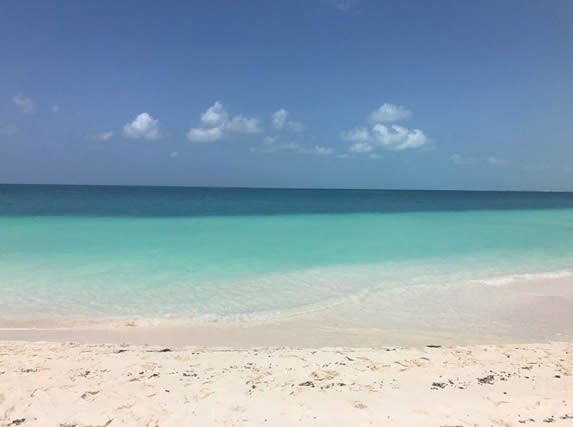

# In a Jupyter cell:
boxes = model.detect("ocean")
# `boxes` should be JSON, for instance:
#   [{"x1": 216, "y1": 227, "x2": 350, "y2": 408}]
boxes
[{"x1": 1, "y1": 184, "x2": 573, "y2": 325}]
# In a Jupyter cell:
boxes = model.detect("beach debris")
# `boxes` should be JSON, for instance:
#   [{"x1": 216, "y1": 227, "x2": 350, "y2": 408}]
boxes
[
  {"x1": 146, "y1": 348, "x2": 172, "y2": 353},
  {"x1": 7, "y1": 419, "x2": 25, "y2": 426},
  {"x1": 80, "y1": 390, "x2": 100, "y2": 400},
  {"x1": 426, "y1": 344, "x2": 442, "y2": 348},
  {"x1": 298, "y1": 381, "x2": 315, "y2": 387},
  {"x1": 543, "y1": 416, "x2": 555, "y2": 423},
  {"x1": 431, "y1": 382, "x2": 447, "y2": 389},
  {"x1": 477, "y1": 374, "x2": 495, "y2": 385}
]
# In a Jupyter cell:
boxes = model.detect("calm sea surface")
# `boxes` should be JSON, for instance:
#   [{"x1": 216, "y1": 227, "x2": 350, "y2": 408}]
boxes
[{"x1": 1, "y1": 184, "x2": 573, "y2": 321}]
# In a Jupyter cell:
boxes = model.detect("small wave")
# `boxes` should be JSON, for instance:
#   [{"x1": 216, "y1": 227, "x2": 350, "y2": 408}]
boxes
[{"x1": 477, "y1": 270, "x2": 573, "y2": 286}]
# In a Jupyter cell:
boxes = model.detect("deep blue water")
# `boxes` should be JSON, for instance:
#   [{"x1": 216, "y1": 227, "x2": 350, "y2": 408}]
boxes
[{"x1": 1, "y1": 184, "x2": 573, "y2": 217}]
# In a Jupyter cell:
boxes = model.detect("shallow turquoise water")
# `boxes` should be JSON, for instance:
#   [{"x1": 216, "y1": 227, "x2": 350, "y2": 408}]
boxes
[{"x1": 1, "y1": 191, "x2": 573, "y2": 320}]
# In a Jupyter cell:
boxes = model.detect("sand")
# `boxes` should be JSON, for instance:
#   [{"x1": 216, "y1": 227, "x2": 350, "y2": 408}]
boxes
[{"x1": 1, "y1": 341, "x2": 572, "y2": 426}]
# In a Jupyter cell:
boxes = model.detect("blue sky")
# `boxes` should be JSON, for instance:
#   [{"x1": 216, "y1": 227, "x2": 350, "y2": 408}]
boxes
[{"x1": 1, "y1": 0, "x2": 572, "y2": 190}]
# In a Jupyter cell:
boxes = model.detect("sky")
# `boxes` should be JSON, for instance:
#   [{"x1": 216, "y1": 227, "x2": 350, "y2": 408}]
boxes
[{"x1": 1, "y1": 0, "x2": 572, "y2": 191}]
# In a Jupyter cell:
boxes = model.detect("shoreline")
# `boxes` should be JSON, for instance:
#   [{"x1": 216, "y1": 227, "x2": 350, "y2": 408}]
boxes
[
  {"x1": 1, "y1": 340, "x2": 571, "y2": 426},
  {"x1": 2, "y1": 274, "x2": 572, "y2": 348}
]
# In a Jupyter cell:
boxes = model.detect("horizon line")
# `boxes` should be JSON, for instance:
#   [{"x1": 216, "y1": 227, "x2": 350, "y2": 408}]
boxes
[{"x1": 0, "y1": 182, "x2": 571, "y2": 194}]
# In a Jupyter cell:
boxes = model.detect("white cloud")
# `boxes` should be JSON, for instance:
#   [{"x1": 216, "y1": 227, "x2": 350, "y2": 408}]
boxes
[
  {"x1": 349, "y1": 142, "x2": 374, "y2": 153},
  {"x1": 272, "y1": 109, "x2": 288, "y2": 130},
  {"x1": 272, "y1": 109, "x2": 305, "y2": 132},
  {"x1": 0, "y1": 122, "x2": 18, "y2": 136},
  {"x1": 372, "y1": 124, "x2": 428, "y2": 150},
  {"x1": 369, "y1": 103, "x2": 411, "y2": 123},
  {"x1": 225, "y1": 115, "x2": 262, "y2": 134},
  {"x1": 186, "y1": 127, "x2": 223, "y2": 143},
  {"x1": 200, "y1": 101, "x2": 228, "y2": 127},
  {"x1": 487, "y1": 156, "x2": 506, "y2": 166},
  {"x1": 341, "y1": 127, "x2": 370, "y2": 142},
  {"x1": 253, "y1": 136, "x2": 334, "y2": 156},
  {"x1": 13, "y1": 94, "x2": 36, "y2": 114},
  {"x1": 89, "y1": 131, "x2": 113, "y2": 141},
  {"x1": 123, "y1": 113, "x2": 160, "y2": 140},
  {"x1": 342, "y1": 103, "x2": 428, "y2": 154},
  {"x1": 346, "y1": 125, "x2": 428, "y2": 151},
  {"x1": 51, "y1": 104, "x2": 60, "y2": 113},
  {"x1": 187, "y1": 101, "x2": 261, "y2": 143}
]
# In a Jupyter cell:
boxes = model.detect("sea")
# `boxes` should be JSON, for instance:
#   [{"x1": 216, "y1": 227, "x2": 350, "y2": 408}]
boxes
[{"x1": 1, "y1": 184, "x2": 573, "y2": 325}]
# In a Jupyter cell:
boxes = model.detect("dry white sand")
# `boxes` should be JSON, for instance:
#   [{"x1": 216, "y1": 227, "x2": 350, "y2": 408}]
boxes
[{"x1": 1, "y1": 341, "x2": 572, "y2": 427}]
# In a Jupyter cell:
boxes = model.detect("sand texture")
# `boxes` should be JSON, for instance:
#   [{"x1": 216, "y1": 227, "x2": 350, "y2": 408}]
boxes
[{"x1": 0, "y1": 341, "x2": 572, "y2": 426}]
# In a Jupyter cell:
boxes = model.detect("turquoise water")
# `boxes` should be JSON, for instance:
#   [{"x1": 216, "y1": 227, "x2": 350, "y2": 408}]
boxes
[{"x1": 1, "y1": 185, "x2": 573, "y2": 321}]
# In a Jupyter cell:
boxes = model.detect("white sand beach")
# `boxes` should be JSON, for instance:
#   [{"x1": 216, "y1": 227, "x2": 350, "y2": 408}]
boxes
[{"x1": 1, "y1": 341, "x2": 572, "y2": 426}]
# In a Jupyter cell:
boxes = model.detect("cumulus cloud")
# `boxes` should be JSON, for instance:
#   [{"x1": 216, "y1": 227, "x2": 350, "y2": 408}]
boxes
[
  {"x1": 123, "y1": 113, "x2": 161, "y2": 140},
  {"x1": 369, "y1": 103, "x2": 411, "y2": 123},
  {"x1": 186, "y1": 127, "x2": 223, "y2": 143},
  {"x1": 272, "y1": 109, "x2": 305, "y2": 132},
  {"x1": 0, "y1": 122, "x2": 18, "y2": 136},
  {"x1": 344, "y1": 125, "x2": 428, "y2": 151},
  {"x1": 372, "y1": 124, "x2": 427, "y2": 150},
  {"x1": 225, "y1": 115, "x2": 261, "y2": 134},
  {"x1": 349, "y1": 142, "x2": 374, "y2": 153},
  {"x1": 200, "y1": 101, "x2": 228, "y2": 127},
  {"x1": 272, "y1": 109, "x2": 288, "y2": 130},
  {"x1": 252, "y1": 136, "x2": 333, "y2": 156},
  {"x1": 341, "y1": 127, "x2": 370, "y2": 142},
  {"x1": 487, "y1": 156, "x2": 506, "y2": 166},
  {"x1": 187, "y1": 101, "x2": 261, "y2": 143},
  {"x1": 341, "y1": 103, "x2": 428, "y2": 154},
  {"x1": 13, "y1": 94, "x2": 36, "y2": 114},
  {"x1": 89, "y1": 131, "x2": 113, "y2": 141}
]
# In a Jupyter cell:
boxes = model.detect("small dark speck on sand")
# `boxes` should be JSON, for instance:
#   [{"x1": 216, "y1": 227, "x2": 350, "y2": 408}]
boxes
[
  {"x1": 8, "y1": 419, "x2": 26, "y2": 426},
  {"x1": 431, "y1": 382, "x2": 447, "y2": 389},
  {"x1": 543, "y1": 416, "x2": 555, "y2": 423},
  {"x1": 477, "y1": 375, "x2": 495, "y2": 385},
  {"x1": 299, "y1": 381, "x2": 315, "y2": 387},
  {"x1": 427, "y1": 345, "x2": 441, "y2": 348}
]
